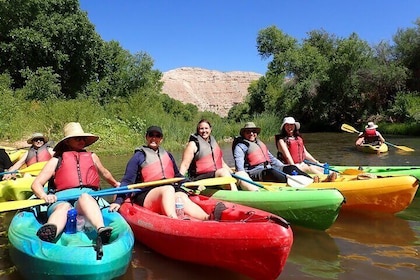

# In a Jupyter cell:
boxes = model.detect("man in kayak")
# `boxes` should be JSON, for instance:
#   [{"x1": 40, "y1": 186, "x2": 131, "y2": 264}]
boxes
[
  {"x1": 31, "y1": 122, "x2": 120, "y2": 243},
  {"x1": 232, "y1": 122, "x2": 315, "y2": 190},
  {"x1": 178, "y1": 119, "x2": 237, "y2": 191},
  {"x1": 3, "y1": 132, "x2": 54, "y2": 180},
  {"x1": 110, "y1": 125, "x2": 226, "y2": 220},
  {"x1": 356, "y1": 121, "x2": 385, "y2": 146}
]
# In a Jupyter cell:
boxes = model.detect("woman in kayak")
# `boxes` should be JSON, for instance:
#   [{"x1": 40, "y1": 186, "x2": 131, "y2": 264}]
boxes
[
  {"x1": 110, "y1": 125, "x2": 226, "y2": 220},
  {"x1": 3, "y1": 132, "x2": 54, "y2": 180},
  {"x1": 232, "y1": 122, "x2": 313, "y2": 190},
  {"x1": 179, "y1": 119, "x2": 237, "y2": 191},
  {"x1": 31, "y1": 122, "x2": 120, "y2": 243},
  {"x1": 356, "y1": 121, "x2": 385, "y2": 146},
  {"x1": 276, "y1": 117, "x2": 337, "y2": 181}
]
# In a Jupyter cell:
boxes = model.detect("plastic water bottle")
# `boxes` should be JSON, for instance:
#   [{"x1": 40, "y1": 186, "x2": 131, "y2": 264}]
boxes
[
  {"x1": 65, "y1": 209, "x2": 78, "y2": 234},
  {"x1": 291, "y1": 170, "x2": 298, "y2": 176},
  {"x1": 76, "y1": 215, "x2": 85, "y2": 232},
  {"x1": 323, "y1": 163, "x2": 330, "y2": 175},
  {"x1": 175, "y1": 197, "x2": 184, "y2": 219}
]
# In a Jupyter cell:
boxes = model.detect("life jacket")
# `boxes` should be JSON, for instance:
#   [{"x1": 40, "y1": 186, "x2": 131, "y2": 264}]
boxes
[
  {"x1": 280, "y1": 136, "x2": 305, "y2": 164},
  {"x1": 188, "y1": 134, "x2": 223, "y2": 177},
  {"x1": 26, "y1": 144, "x2": 52, "y2": 166},
  {"x1": 53, "y1": 151, "x2": 100, "y2": 191},
  {"x1": 137, "y1": 146, "x2": 175, "y2": 182},
  {"x1": 364, "y1": 129, "x2": 380, "y2": 144},
  {"x1": 232, "y1": 137, "x2": 270, "y2": 168}
]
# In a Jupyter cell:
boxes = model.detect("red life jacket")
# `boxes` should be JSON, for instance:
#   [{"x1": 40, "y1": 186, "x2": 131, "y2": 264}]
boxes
[
  {"x1": 26, "y1": 144, "x2": 52, "y2": 166},
  {"x1": 54, "y1": 151, "x2": 100, "y2": 191},
  {"x1": 233, "y1": 137, "x2": 270, "y2": 167},
  {"x1": 284, "y1": 136, "x2": 305, "y2": 164},
  {"x1": 364, "y1": 129, "x2": 379, "y2": 143},
  {"x1": 188, "y1": 134, "x2": 223, "y2": 176},
  {"x1": 138, "y1": 146, "x2": 175, "y2": 182}
]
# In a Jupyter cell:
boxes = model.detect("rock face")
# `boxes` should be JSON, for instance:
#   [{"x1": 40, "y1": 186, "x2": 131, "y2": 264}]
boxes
[{"x1": 161, "y1": 67, "x2": 262, "y2": 117}]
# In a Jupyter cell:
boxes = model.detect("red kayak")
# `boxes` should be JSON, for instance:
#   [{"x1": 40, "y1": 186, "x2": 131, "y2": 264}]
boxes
[{"x1": 119, "y1": 195, "x2": 293, "y2": 280}]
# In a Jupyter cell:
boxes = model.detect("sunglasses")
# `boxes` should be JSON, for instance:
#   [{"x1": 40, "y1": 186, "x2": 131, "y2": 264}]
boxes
[
  {"x1": 244, "y1": 130, "x2": 258, "y2": 134},
  {"x1": 33, "y1": 138, "x2": 45, "y2": 142},
  {"x1": 147, "y1": 133, "x2": 162, "y2": 138}
]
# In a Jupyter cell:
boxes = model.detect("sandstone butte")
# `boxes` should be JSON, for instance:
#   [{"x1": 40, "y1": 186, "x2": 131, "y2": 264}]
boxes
[{"x1": 161, "y1": 67, "x2": 262, "y2": 117}]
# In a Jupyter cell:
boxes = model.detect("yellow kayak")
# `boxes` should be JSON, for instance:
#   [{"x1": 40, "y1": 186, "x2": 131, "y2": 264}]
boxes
[
  {"x1": 0, "y1": 177, "x2": 35, "y2": 202},
  {"x1": 4, "y1": 148, "x2": 27, "y2": 163},
  {"x1": 261, "y1": 174, "x2": 418, "y2": 214},
  {"x1": 355, "y1": 143, "x2": 388, "y2": 153}
]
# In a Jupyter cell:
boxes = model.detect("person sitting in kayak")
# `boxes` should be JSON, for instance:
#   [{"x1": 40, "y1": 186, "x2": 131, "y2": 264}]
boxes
[
  {"x1": 0, "y1": 148, "x2": 13, "y2": 174},
  {"x1": 110, "y1": 126, "x2": 226, "y2": 220},
  {"x1": 356, "y1": 121, "x2": 385, "y2": 146},
  {"x1": 275, "y1": 116, "x2": 337, "y2": 181},
  {"x1": 232, "y1": 122, "x2": 314, "y2": 191},
  {"x1": 3, "y1": 132, "x2": 54, "y2": 180},
  {"x1": 179, "y1": 119, "x2": 237, "y2": 191},
  {"x1": 31, "y1": 122, "x2": 120, "y2": 243}
]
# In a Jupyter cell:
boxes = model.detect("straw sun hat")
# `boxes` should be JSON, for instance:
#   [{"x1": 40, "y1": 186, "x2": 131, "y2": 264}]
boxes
[{"x1": 53, "y1": 122, "x2": 99, "y2": 151}]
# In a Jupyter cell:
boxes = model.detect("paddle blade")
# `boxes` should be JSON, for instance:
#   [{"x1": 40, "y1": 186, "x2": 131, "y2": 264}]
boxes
[
  {"x1": 183, "y1": 177, "x2": 236, "y2": 187},
  {"x1": 342, "y1": 169, "x2": 365, "y2": 175},
  {"x1": 286, "y1": 175, "x2": 314, "y2": 188},
  {"x1": 384, "y1": 141, "x2": 415, "y2": 152},
  {"x1": 0, "y1": 199, "x2": 45, "y2": 212},
  {"x1": 341, "y1": 124, "x2": 360, "y2": 134}
]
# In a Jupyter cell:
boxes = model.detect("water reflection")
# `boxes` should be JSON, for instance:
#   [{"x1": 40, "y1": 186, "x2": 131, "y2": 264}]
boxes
[{"x1": 285, "y1": 229, "x2": 341, "y2": 279}]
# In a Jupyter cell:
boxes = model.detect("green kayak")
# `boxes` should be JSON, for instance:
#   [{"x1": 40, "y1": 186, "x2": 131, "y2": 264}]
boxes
[
  {"x1": 200, "y1": 187, "x2": 345, "y2": 231},
  {"x1": 331, "y1": 165, "x2": 420, "y2": 179}
]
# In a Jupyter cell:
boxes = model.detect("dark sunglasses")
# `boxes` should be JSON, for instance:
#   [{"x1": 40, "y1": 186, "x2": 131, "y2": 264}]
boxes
[
  {"x1": 147, "y1": 133, "x2": 162, "y2": 138},
  {"x1": 244, "y1": 130, "x2": 258, "y2": 134},
  {"x1": 33, "y1": 138, "x2": 45, "y2": 142}
]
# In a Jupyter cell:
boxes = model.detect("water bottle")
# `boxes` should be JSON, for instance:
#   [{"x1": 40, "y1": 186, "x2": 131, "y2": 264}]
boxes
[
  {"x1": 65, "y1": 209, "x2": 78, "y2": 234},
  {"x1": 175, "y1": 197, "x2": 184, "y2": 219},
  {"x1": 76, "y1": 215, "x2": 85, "y2": 232},
  {"x1": 291, "y1": 170, "x2": 298, "y2": 176},
  {"x1": 323, "y1": 163, "x2": 330, "y2": 175}
]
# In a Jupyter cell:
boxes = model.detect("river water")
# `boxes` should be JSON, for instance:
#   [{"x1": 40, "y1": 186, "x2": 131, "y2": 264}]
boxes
[{"x1": 1, "y1": 132, "x2": 419, "y2": 279}]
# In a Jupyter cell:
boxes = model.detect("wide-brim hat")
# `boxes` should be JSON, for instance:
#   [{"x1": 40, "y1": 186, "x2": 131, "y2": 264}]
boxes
[
  {"x1": 365, "y1": 121, "x2": 378, "y2": 129},
  {"x1": 280, "y1": 117, "x2": 301, "y2": 132},
  {"x1": 53, "y1": 122, "x2": 99, "y2": 151},
  {"x1": 240, "y1": 122, "x2": 261, "y2": 136},
  {"x1": 27, "y1": 133, "x2": 49, "y2": 144}
]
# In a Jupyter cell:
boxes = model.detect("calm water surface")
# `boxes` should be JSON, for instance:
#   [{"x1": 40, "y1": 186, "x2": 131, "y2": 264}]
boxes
[{"x1": 1, "y1": 132, "x2": 419, "y2": 279}]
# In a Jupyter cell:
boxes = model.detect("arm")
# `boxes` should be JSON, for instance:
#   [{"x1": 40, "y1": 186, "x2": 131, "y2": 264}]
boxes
[
  {"x1": 178, "y1": 141, "x2": 197, "y2": 176},
  {"x1": 2, "y1": 151, "x2": 28, "y2": 180},
  {"x1": 303, "y1": 146, "x2": 320, "y2": 164},
  {"x1": 377, "y1": 132, "x2": 385, "y2": 143},
  {"x1": 31, "y1": 158, "x2": 59, "y2": 203},
  {"x1": 233, "y1": 144, "x2": 247, "y2": 172},
  {"x1": 92, "y1": 153, "x2": 120, "y2": 187},
  {"x1": 278, "y1": 139, "x2": 294, "y2": 164},
  {"x1": 268, "y1": 151, "x2": 285, "y2": 169}
]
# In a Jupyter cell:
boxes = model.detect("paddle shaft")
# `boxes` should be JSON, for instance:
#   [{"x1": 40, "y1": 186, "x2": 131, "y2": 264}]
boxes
[
  {"x1": 303, "y1": 160, "x2": 339, "y2": 173},
  {"x1": 231, "y1": 173, "x2": 265, "y2": 188}
]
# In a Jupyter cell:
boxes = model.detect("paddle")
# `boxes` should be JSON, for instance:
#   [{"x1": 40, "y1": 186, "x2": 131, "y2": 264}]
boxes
[
  {"x1": 0, "y1": 178, "x2": 184, "y2": 212},
  {"x1": 341, "y1": 124, "x2": 414, "y2": 152},
  {"x1": 272, "y1": 168, "x2": 314, "y2": 188},
  {"x1": 303, "y1": 159, "x2": 363, "y2": 175},
  {"x1": 183, "y1": 176, "x2": 237, "y2": 188},
  {"x1": 0, "y1": 161, "x2": 47, "y2": 176},
  {"x1": 231, "y1": 173, "x2": 265, "y2": 188}
]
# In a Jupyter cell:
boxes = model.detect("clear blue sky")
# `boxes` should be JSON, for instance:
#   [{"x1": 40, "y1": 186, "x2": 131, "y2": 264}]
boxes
[{"x1": 79, "y1": 0, "x2": 420, "y2": 75}]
